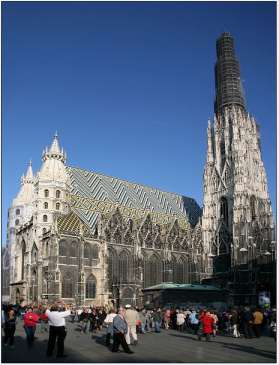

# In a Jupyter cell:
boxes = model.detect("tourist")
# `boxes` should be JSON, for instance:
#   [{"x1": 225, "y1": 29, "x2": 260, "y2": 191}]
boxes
[
  {"x1": 198, "y1": 309, "x2": 214, "y2": 341},
  {"x1": 170, "y1": 308, "x2": 177, "y2": 330},
  {"x1": 176, "y1": 310, "x2": 185, "y2": 332},
  {"x1": 138, "y1": 309, "x2": 146, "y2": 334},
  {"x1": 230, "y1": 309, "x2": 240, "y2": 338},
  {"x1": 89, "y1": 308, "x2": 98, "y2": 333},
  {"x1": 210, "y1": 310, "x2": 218, "y2": 337},
  {"x1": 46, "y1": 303, "x2": 71, "y2": 358},
  {"x1": 241, "y1": 307, "x2": 254, "y2": 339},
  {"x1": 104, "y1": 309, "x2": 117, "y2": 346},
  {"x1": 80, "y1": 308, "x2": 90, "y2": 333},
  {"x1": 112, "y1": 307, "x2": 133, "y2": 354},
  {"x1": 252, "y1": 308, "x2": 264, "y2": 338},
  {"x1": 145, "y1": 310, "x2": 153, "y2": 332},
  {"x1": 23, "y1": 307, "x2": 40, "y2": 347},
  {"x1": 269, "y1": 307, "x2": 276, "y2": 341},
  {"x1": 152, "y1": 308, "x2": 162, "y2": 333},
  {"x1": 3, "y1": 307, "x2": 17, "y2": 348},
  {"x1": 189, "y1": 309, "x2": 199, "y2": 335},
  {"x1": 163, "y1": 308, "x2": 171, "y2": 329},
  {"x1": 124, "y1": 304, "x2": 139, "y2": 345}
]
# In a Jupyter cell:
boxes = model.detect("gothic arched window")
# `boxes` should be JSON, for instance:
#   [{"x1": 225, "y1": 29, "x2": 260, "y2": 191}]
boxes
[
  {"x1": 21, "y1": 240, "x2": 26, "y2": 280},
  {"x1": 84, "y1": 243, "x2": 90, "y2": 259},
  {"x1": 56, "y1": 190, "x2": 61, "y2": 199},
  {"x1": 91, "y1": 244, "x2": 99, "y2": 259},
  {"x1": 59, "y1": 240, "x2": 68, "y2": 256},
  {"x1": 119, "y1": 251, "x2": 129, "y2": 282},
  {"x1": 145, "y1": 254, "x2": 162, "y2": 287},
  {"x1": 173, "y1": 257, "x2": 185, "y2": 283},
  {"x1": 43, "y1": 215, "x2": 48, "y2": 222},
  {"x1": 62, "y1": 272, "x2": 74, "y2": 298},
  {"x1": 220, "y1": 197, "x2": 228, "y2": 226},
  {"x1": 31, "y1": 244, "x2": 38, "y2": 263},
  {"x1": 108, "y1": 248, "x2": 118, "y2": 287},
  {"x1": 44, "y1": 202, "x2": 48, "y2": 209},
  {"x1": 70, "y1": 241, "x2": 77, "y2": 257},
  {"x1": 85, "y1": 274, "x2": 96, "y2": 298},
  {"x1": 44, "y1": 189, "x2": 49, "y2": 198},
  {"x1": 250, "y1": 196, "x2": 256, "y2": 221},
  {"x1": 56, "y1": 202, "x2": 60, "y2": 210}
]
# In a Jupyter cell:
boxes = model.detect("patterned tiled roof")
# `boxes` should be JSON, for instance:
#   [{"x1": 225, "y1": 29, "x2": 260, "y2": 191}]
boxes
[
  {"x1": 66, "y1": 166, "x2": 202, "y2": 232},
  {"x1": 57, "y1": 211, "x2": 93, "y2": 237}
]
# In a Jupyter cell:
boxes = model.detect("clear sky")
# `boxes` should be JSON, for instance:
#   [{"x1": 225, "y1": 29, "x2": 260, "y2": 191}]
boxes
[{"x1": 2, "y1": 1, "x2": 276, "y2": 244}]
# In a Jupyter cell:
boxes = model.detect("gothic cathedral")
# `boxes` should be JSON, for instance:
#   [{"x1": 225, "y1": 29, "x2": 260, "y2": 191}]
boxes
[{"x1": 3, "y1": 33, "x2": 275, "y2": 307}]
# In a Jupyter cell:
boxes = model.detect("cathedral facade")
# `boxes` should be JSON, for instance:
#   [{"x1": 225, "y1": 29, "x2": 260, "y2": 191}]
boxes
[{"x1": 4, "y1": 33, "x2": 275, "y2": 307}]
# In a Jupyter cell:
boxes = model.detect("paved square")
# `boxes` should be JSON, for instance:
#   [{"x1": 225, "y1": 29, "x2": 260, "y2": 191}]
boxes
[{"x1": 2, "y1": 321, "x2": 276, "y2": 363}]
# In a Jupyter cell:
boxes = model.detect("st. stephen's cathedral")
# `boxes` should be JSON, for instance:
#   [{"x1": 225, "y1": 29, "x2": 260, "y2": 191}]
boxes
[{"x1": 3, "y1": 33, "x2": 275, "y2": 307}]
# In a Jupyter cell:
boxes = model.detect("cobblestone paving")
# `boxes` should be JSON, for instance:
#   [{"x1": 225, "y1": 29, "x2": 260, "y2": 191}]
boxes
[{"x1": 2, "y1": 321, "x2": 277, "y2": 363}]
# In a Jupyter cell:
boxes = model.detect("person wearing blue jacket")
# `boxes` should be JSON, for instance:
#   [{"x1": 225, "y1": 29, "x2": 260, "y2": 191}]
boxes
[{"x1": 111, "y1": 307, "x2": 133, "y2": 354}]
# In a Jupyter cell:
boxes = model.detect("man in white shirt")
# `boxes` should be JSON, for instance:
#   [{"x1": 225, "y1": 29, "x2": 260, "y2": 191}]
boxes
[{"x1": 46, "y1": 303, "x2": 71, "y2": 358}]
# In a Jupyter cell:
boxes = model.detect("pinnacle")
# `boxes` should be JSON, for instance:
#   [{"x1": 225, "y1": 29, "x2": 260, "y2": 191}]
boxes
[
  {"x1": 49, "y1": 132, "x2": 61, "y2": 154},
  {"x1": 25, "y1": 160, "x2": 33, "y2": 179}
]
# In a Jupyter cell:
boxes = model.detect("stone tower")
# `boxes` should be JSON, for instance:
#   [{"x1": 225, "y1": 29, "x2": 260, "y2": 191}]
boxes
[
  {"x1": 202, "y1": 33, "x2": 275, "y2": 305},
  {"x1": 7, "y1": 161, "x2": 35, "y2": 294},
  {"x1": 33, "y1": 133, "x2": 70, "y2": 238}
]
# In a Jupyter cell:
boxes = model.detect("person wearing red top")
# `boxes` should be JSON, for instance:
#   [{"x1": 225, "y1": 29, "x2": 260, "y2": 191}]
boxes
[
  {"x1": 198, "y1": 310, "x2": 214, "y2": 341},
  {"x1": 23, "y1": 308, "x2": 39, "y2": 347}
]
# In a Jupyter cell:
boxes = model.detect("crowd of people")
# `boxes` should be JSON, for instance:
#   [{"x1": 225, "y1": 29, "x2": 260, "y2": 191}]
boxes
[{"x1": 2, "y1": 301, "x2": 277, "y2": 357}]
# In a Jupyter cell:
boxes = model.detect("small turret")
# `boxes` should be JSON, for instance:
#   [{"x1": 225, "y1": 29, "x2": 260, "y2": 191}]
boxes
[{"x1": 42, "y1": 132, "x2": 66, "y2": 163}]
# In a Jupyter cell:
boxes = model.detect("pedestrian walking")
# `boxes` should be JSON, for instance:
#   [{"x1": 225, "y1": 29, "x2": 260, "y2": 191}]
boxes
[
  {"x1": 3, "y1": 308, "x2": 17, "y2": 348},
  {"x1": 163, "y1": 309, "x2": 171, "y2": 329},
  {"x1": 138, "y1": 309, "x2": 146, "y2": 334},
  {"x1": 189, "y1": 309, "x2": 199, "y2": 335},
  {"x1": 241, "y1": 307, "x2": 254, "y2": 339},
  {"x1": 124, "y1": 304, "x2": 139, "y2": 345},
  {"x1": 252, "y1": 308, "x2": 264, "y2": 338},
  {"x1": 210, "y1": 310, "x2": 218, "y2": 337},
  {"x1": 230, "y1": 309, "x2": 240, "y2": 338},
  {"x1": 198, "y1": 309, "x2": 214, "y2": 341},
  {"x1": 112, "y1": 307, "x2": 133, "y2": 354},
  {"x1": 269, "y1": 307, "x2": 276, "y2": 341},
  {"x1": 80, "y1": 308, "x2": 90, "y2": 333},
  {"x1": 23, "y1": 307, "x2": 40, "y2": 347},
  {"x1": 46, "y1": 303, "x2": 71, "y2": 358},
  {"x1": 176, "y1": 310, "x2": 185, "y2": 332},
  {"x1": 152, "y1": 308, "x2": 162, "y2": 333},
  {"x1": 104, "y1": 309, "x2": 117, "y2": 346}
]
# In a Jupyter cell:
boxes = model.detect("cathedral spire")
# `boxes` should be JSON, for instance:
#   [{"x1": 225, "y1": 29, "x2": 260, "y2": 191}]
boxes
[{"x1": 214, "y1": 32, "x2": 246, "y2": 114}]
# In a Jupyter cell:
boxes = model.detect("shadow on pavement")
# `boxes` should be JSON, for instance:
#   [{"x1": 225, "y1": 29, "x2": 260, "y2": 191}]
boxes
[
  {"x1": 2, "y1": 335, "x2": 98, "y2": 363},
  {"x1": 216, "y1": 342, "x2": 276, "y2": 361},
  {"x1": 168, "y1": 333, "x2": 276, "y2": 362}
]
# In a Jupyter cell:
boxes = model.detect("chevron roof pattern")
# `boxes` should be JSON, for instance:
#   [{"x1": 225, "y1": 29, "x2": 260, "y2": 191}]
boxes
[
  {"x1": 57, "y1": 211, "x2": 93, "y2": 237},
  {"x1": 65, "y1": 166, "x2": 202, "y2": 232}
]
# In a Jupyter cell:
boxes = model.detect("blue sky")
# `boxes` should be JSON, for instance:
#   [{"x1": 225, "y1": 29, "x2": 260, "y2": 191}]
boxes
[{"x1": 2, "y1": 2, "x2": 276, "y2": 243}]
